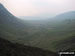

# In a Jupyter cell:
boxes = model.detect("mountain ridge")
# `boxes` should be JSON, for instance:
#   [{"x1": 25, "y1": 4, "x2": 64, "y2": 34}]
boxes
[{"x1": 54, "y1": 11, "x2": 75, "y2": 21}]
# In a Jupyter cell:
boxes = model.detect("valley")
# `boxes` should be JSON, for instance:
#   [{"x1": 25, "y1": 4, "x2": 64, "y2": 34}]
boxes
[{"x1": 0, "y1": 3, "x2": 75, "y2": 52}]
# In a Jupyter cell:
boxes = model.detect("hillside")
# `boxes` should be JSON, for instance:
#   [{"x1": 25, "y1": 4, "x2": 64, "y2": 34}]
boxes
[
  {"x1": 0, "y1": 37, "x2": 58, "y2": 56},
  {"x1": 53, "y1": 11, "x2": 75, "y2": 22},
  {"x1": 0, "y1": 3, "x2": 30, "y2": 42},
  {"x1": 49, "y1": 19, "x2": 75, "y2": 51}
]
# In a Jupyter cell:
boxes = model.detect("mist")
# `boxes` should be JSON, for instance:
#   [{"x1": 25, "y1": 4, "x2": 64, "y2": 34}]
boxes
[{"x1": 0, "y1": 0, "x2": 75, "y2": 19}]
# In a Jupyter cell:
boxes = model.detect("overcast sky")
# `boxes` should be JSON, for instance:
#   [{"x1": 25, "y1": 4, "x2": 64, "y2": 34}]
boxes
[{"x1": 0, "y1": 0, "x2": 75, "y2": 18}]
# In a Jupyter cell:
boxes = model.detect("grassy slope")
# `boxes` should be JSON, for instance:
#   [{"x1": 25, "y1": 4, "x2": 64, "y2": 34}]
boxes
[
  {"x1": 0, "y1": 37, "x2": 58, "y2": 56},
  {"x1": 45, "y1": 19, "x2": 75, "y2": 51}
]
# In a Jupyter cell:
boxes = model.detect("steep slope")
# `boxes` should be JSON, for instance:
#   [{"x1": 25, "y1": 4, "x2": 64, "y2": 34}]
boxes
[
  {"x1": 0, "y1": 3, "x2": 30, "y2": 42},
  {"x1": 0, "y1": 3, "x2": 25, "y2": 28},
  {"x1": 0, "y1": 3, "x2": 24, "y2": 24},
  {"x1": 0, "y1": 37, "x2": 58, "y2": 56}
]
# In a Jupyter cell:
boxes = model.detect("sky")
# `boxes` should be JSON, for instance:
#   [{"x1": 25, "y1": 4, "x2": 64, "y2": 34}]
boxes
[{"x1": 0, "y1": 0, "x2": 75, "y2": 18}]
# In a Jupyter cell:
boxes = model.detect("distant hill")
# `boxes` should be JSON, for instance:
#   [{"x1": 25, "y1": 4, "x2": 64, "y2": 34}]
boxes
[
  {"x1": 53, "y1": 11, "x2": 75, "y2": 21},
  {"x1": 18, "y1": 16, "x2": 47, "y2": 20},
  {"x1": 0, "y1": 37, "x2": 58, "y2": 56}
]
